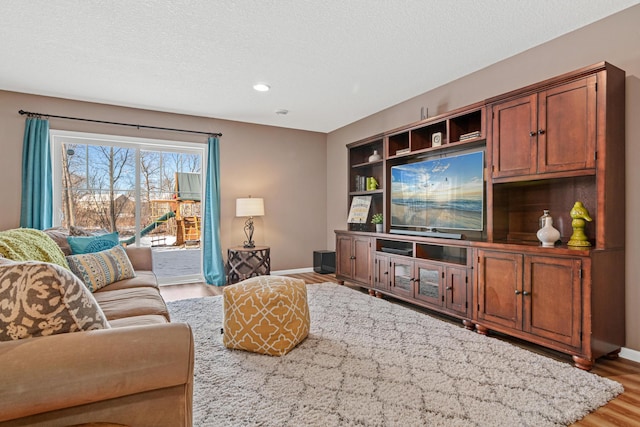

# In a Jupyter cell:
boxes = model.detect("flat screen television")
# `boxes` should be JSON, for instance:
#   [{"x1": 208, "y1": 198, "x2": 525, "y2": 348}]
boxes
[{"x1": 390, "y1": 150, "x2": 484, "y2": 233}]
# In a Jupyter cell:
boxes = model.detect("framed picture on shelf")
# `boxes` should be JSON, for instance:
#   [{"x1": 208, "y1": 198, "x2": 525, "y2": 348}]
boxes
[{"x1": 347, "y1": 196, "x2": 372, "y2": 223}]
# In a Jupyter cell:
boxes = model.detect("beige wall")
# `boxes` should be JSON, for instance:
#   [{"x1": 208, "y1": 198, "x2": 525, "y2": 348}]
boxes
[
  {"x1": 0, "y1": 91, "x2": 327, "y2": 271},
  {"x1": 327, "y1": 4, "x2": 640, "y2": 351}
]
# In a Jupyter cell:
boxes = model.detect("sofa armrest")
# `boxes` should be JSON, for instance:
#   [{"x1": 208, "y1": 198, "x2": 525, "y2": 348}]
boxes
[
  {"x1": 125, "y1": 246, "x2": 153, "y2": 271},
  {"x1": 0, "y1": 323, "x2": 194, "y2": 423}
]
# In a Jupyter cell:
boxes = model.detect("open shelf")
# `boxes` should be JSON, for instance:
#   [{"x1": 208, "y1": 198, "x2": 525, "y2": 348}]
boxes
[
  {"x1": 376, "y1": 238, "x2": 413, "y2": 254},
  {"x1": 492, "y1": 176, "x2": 597, "y2": 245},
  {"x1": 449, "y1": 109, "x2": 484, "y2": 144},
  {"x1": 375, "y1": 238, "x2": 468, "y2": 266},
  {"x1": 388, "y1": 132, "x2": 409, "y2": 157},
  {"x1": 349, "y1": 138, "x2": 383, "y2": 167},
  {"x1": 416, "y1": 243, "x2": 467, "y2": 265},
  {"x1": 411, "y1": 121, "x2": 447, "y2": 151}
]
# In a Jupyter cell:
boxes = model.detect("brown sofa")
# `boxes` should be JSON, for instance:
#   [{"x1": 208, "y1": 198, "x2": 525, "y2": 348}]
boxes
[{"x1": 0, "y1": 238, "x2": 194, "y2": 427}]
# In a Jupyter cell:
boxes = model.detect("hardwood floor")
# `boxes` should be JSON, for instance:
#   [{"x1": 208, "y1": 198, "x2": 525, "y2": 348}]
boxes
[
  {"x1": 159, "y1": 271, "x2": 342, "y2": 301},
  {"x1": 159, "y1": 272, "x2": 640, "y2": 426}
]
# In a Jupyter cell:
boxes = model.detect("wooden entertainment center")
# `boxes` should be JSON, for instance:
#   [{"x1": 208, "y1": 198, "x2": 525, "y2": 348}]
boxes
[{"x1": 335, "y1": 62, "x2": 625, "y2": 370}]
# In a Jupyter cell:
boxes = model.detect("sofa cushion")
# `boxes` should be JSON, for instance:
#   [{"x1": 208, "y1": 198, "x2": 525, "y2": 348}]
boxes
[
  {"x1": 67, "y1": 231, "x2": 120, "y2": 254},
  {"x1": 94, "y1": 287, "x2": 170, "y2": 321},
  {"x1": 95, "y1": 270, "x2": 159, "y2": 291},
  {"x1": 66, "y1": 245, "x2": 136, "y2": 292},
  {"x1": 108, "y1": 314, "x2": 169, "y2": 328},
  {"x1": 0, "y1": 228, "x2": 69, "y2": 269},
  {"x1": 0, "y1": 258, "x2": 110, "y2": 341}
]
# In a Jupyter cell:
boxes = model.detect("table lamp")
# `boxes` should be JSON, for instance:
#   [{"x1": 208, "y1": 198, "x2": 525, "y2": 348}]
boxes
[{"x1": 236, "y1": 197, "x2": 265, "y2": 248}]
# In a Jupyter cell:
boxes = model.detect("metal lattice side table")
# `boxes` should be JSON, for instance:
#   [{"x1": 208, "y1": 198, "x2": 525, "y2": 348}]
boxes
[{"x1": 226, "y1": 246, "x2": 271, "y2": 284}]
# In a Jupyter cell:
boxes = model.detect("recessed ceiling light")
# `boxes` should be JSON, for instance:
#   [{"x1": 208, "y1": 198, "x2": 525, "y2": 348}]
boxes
[{"x1": 253, "y1": 83, "x2": 270, "y2": 92}]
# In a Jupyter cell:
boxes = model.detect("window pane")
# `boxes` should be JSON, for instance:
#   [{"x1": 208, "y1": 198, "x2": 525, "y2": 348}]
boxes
[
  {"x1": 54, "y1": 132, "x2": 205, "y2": 285},
  {"x1": 61, "y1": 143, "x2": 136, "y2": 232}
]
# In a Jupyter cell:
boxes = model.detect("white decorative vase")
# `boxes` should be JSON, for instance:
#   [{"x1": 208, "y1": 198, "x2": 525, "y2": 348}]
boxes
[
  {"x1": 537, "y1": 216, "x2": 560, "y2": 247},
  {"x1": 539, "y1": 209, "x2": 550, "y2": 229},
  {"x1": 368, "y1": 150, "x2": 381, "y2": 162}
]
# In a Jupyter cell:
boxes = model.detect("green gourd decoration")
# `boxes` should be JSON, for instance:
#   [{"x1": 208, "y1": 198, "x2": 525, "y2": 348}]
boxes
[
  {"x1": 568, "y1": 201, "x2": 592, "y2": 247},
  {"x1": 366, "y1": 177, "x2": 379, "y2": 191}
]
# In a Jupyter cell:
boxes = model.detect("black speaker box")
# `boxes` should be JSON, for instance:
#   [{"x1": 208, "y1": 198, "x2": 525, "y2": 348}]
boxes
[{"x1": 313, "y1": 250, "x2": 336, "y2": 274}]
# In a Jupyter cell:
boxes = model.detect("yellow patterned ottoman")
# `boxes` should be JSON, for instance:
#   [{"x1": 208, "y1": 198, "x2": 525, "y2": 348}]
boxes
[{"x1": 222, "y1": 276, "x2": 310, "y2": 356}]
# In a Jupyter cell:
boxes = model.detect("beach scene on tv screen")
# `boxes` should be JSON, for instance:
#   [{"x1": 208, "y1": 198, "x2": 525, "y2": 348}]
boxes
[{"x1": 391, "y1": 151, "x2": 484, "y2": 231}]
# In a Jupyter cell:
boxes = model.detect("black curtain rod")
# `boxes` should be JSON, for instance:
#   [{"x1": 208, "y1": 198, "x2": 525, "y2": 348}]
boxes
[{"x1": 18, "y1": 109, "x2": 222, "y2": 137}]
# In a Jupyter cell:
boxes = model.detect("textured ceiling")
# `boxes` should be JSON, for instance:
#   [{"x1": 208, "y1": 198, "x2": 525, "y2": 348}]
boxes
[{"x1": 1, "y1": 1, "x2": 638, "y2": 133}]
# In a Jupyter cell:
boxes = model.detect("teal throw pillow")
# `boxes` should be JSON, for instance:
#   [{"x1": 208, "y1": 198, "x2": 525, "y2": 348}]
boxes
[{"x1": 67, "y1": 232, "x2": 119, "y2": 254}]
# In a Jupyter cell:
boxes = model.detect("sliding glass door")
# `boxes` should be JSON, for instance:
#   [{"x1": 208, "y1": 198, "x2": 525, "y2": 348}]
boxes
[{"x1": 51, "y1": 131, "x2": 206, "y2": 284}]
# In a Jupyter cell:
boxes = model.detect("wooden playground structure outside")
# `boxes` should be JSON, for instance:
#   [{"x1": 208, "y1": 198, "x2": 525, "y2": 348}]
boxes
[
  {"x1": 148, "y1": 199, "x2": 200, "y2": 246},
  {"x1": 142, "y1": 173, "x2": 202, "y2": 247}
]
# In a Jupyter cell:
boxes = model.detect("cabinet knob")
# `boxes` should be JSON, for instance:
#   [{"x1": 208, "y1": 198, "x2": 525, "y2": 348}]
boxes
[
  {"x1": 529, "y1": 131, "x2": 536, "y2": 137},
  {"x1": 515, "y1": 289, "x2": 521, "y2": 295},
  {"x1": 522, "y1": 291, "x2": 531, "y2": 296},
  {"x1": 538, "y1": 129, "x2": 545, "y2": 135},
  {"x1": 446, "y1": 286, "x2": 452, "y2": 291},
  {"x1": 383, "y1": 271, "x2": 388, "y2": 275},
  {"x1": 350, "y1": 256, "x2": 356, "y2": 260}
]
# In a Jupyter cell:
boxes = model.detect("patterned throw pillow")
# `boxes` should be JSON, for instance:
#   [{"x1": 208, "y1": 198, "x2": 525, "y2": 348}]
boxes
[
  {"x1": 44, "y1": 228, "x2": 73, "y2": 256},
  {"x1": 67, "y1": 232, "x2": 120, "y2": 255},
  {"x1": 66, "y1": 245, "x2": 136, "y2": 292},
  {"x1": 0, "y1": 258, "x2": 110, "y2": 341}
]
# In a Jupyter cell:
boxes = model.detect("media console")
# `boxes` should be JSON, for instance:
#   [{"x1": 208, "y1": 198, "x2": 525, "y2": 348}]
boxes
[{"x1": 336, "y1": 62, "x2": 626, "y2": 370}]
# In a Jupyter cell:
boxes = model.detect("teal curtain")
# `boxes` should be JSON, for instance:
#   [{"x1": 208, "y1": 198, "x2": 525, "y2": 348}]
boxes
[
  {"x1": 202, "y1": 136, "x2": 226, "y2": 285},
  {"x1": 20, "y1": 117, "x2": 53, "y2": 230}
]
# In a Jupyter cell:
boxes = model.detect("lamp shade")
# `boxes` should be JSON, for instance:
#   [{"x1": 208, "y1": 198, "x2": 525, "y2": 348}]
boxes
[{"x1": 236, "y1": 197, "x2": 264, "y2": 217}]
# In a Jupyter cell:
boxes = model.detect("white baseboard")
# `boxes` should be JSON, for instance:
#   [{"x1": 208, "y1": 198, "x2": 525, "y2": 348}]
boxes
[
  {"x1": 620, "y1": 347, "x2": 640, "y2": 363},
  {"x1": 272, "y1": 267, "x2": 314, "y2": 275},
  {"x1": 158, "y1": 274, "x2": 204, "y2": 286}
]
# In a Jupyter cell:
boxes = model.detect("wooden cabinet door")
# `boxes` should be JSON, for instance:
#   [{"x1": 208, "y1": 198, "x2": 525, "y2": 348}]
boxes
[
  {"x1": 492, "y1": 77, "x2": 597, "y2": 179},
  {"x1": 523, "y1": 255, "x2": 582, "y2": 348},
  {"x1": 373, "y1": 254, "x2": 389, "y2": 292},
  {"x1": 444, "y1": 265, "x2": 469, "y2": 316},
  {"x1": 335, "y1": 234, "x2": 371, "y2": 285},
  {"x1": 413, "y1": 260, "x2": 443, "y2": 306},
  {"x1": 352, "y1": 236, "x2": 371, "y2": 285},
  {"x1": 389, "y1": 256, "x2": 414, "y2": 299},
  {"x1": 336, "y1": 234, "x2": 353, "y2": 279},
  {"x1": 491, "y1": 94, "x2": 538, "y2": 178},
  {"x1": 537, "y1": 76, "x2": 597, "y2": 174},
  {"x1": 477, "y1": 250, "x2": 523, "y2": 329}
]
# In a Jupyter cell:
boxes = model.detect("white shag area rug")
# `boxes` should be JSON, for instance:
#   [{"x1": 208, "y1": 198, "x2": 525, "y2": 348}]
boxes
[{"x1": 167, "y1": 282, "x2": 622, "y2": 427}]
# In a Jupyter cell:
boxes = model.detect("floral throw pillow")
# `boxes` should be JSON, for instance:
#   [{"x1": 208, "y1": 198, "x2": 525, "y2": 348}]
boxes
[{"x1": 0, "y1": 258, "x2": 110, "y2": 341}]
